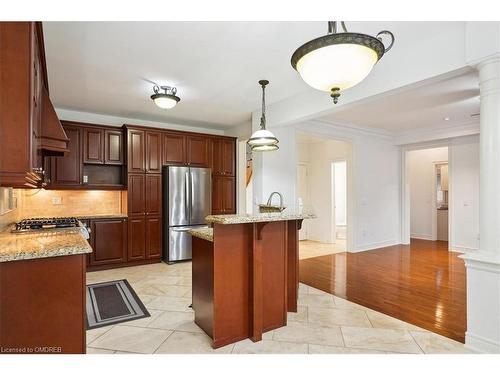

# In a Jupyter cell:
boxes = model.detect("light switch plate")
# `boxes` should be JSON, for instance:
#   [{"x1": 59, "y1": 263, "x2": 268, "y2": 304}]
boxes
[{"x1": 52, "y1": 196, "x2": 62, "y2": 205}]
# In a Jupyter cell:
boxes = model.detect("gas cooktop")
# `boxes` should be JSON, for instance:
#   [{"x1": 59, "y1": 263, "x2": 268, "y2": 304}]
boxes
[{"x1": 13, "y1": 217, "x2": 81, "y2": 232}]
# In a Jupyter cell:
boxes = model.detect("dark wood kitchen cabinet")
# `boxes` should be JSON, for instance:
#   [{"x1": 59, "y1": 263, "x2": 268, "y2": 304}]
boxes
[
  {"x1": 146, "y1": 216, "x2": 162, "y2": 259},
  {"x1": 49, "y1": 124, "x2": 82, "y2": 186},
  {"x1": 145, "y1": 174, "x2": 162, "y2": 216},
  {"x1": 89, "y1": 218, "x2": 127, "y2": 267},
  {"x1": 0, "y1": 22, "x2": 68, "y2": 188},
  {"x1": 127, "y1": 173, "x2": 146, "y2": 215},
  {"x1": 105, "y1": 129, "x2": 124, "y2": 165},
  {"x1": 146, "y1": 131, "x2": 162, "y2": 173},
  {"x1": 212, "y1": 176, "x2": 236, "y2": 214},
  {"x1": 127, "y1": 128, "x2": 145, "y2": 173},
  {"x1": 0, "y1": 254, "x2": 87, "y2": 353},
  {"x1": 162, "y1": 132, "x2": 186, "y2": 165},
  {"x1": 212, "y1": 137, "x2": 235, "y2": 176},
  {"x1": 83, "y1": 127, "x2": 104, "y2": 164},
  {"x1": 187, "y1": 135, "x2": 210, "y2": 167},
  {"x1": 128, "y1": 216, "x2": 146, "y2": 261}
]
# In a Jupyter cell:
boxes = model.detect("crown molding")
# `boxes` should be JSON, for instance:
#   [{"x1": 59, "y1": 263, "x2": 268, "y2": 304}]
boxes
[{"x1": 394, "y1": 119, "x2": 480, "y2": 145}]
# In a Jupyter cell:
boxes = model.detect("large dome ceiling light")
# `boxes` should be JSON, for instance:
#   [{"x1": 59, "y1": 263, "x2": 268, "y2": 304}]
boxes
[
  {"x1": 151, "y1": 85, "x2": 180, "y2": 109},
  {"x1": 248, "y1": 80, "x2": 279, "y2": 152},
  {"x1": 291, "y1": 21, "x2": 395, "y2": 104}
]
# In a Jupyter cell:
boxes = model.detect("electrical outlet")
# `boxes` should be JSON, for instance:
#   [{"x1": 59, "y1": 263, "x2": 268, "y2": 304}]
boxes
[{"x1": 52, "y1": 196, "x2": 62, "y2": 205}]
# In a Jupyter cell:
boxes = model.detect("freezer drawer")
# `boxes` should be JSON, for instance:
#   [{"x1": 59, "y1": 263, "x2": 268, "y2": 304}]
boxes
[{"x1": 168, "y1": 225, "x2": 208, "y2": 262}]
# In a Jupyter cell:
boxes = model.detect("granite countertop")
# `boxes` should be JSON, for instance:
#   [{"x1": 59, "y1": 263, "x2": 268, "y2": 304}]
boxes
[
  {"x1": 0, "y1": 226, "x2": 92, "y2": 263},
  {"x1": 205, "y1": 211, "x2": 316, "y2": 225},
  {"x1": 189, "y1": 227, "x2": 214, "y2": 242}
]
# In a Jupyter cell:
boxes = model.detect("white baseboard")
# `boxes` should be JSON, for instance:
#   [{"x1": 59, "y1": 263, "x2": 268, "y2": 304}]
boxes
[
  {"x1": 410, "y1": 233, "x2": 434, "y2": 241},
  {"x1": 465, "y1": 331, "x2": 500, "y2": 353},
  {"x1": 450, "y1": 245, "x2": 478, "y2": 253},
  {"x1": 351, "y1": 240, "x2": 400, "y2": 253}
]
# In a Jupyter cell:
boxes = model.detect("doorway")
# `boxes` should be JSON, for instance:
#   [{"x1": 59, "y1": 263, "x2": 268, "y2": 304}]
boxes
[
  {"x1": 332, "y1": 160, "x2": 347, "y2": 244},
  {"x1": 295, "y1": 133, "x2": 352, "y2": 259}
]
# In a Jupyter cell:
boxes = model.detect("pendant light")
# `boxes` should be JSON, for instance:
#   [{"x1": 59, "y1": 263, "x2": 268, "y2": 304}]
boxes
[
  {"x1": 248, "y1": 80, "x2": 279, "y2": 152},
  {"x1": 151, "y1": 85, "x2": 180, "y2": 109},
  {"x1": 291, "y1": 21, "x2": 394, "y2": 104}
]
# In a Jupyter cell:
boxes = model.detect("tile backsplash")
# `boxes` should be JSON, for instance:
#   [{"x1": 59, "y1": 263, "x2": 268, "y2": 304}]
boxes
[
  {"x1": 19, "y1": 189, "x2": 124, "y2": 218},
  {"x1": 0, "y1": 188, "x2": 21, "y2": 231}
]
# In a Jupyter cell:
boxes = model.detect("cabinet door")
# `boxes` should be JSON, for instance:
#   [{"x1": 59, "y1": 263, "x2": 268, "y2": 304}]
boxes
[
  {"x1": 31, "y1": 25, "x2": 42, "y2": 172},
  {"x1": 211, "y1": 138, "x2": 224, "y2": 175},
  {"x1": 89, "y1": 219, "x2": 127, "y2": 266},
  {"x1": 163, "y1": 132, "x2": 186, "y2": 165},
  {"x1": 128, "y1": 216, "x2": 146, "y2": 261},
  {"x1": 212, "y1": 176, "x2": 224, "y2": 214},
  {"x1": 146, "y1": 131, "x2": 162, "y2": 173},
  {"x1": 50, "y1": 125, "x2": 81, "y2": 186},
  {"x1": 83, "y1": 128, "x2": 104, "y2": 164},
  {"x1": 222, "y1": 139, "x2": 236, "y2": 176},
  {"x1": 127, "y1": 129, "x2": 145, "y2": 173},
  {"x1": 222, "y1": 176, "x2": 236, "y2": 213},
  {"x1": 212, "y1": 176, "x2": 236, "y2": 214},
  {"x1": 146, "y1": 216, "x2": 162, "y2": 259},
  {"x1": 186, "y1": 135, "x2": 209, "y2": 167},
  {"x1": 104, "y1": 129, "x2": 123, "y2": 165},
  {"x1": 127, "y1": 174, "x2": 145, "y2": 215},
  {"x1": 145, "y1": 174, "x2": 162, "y2": 216}
]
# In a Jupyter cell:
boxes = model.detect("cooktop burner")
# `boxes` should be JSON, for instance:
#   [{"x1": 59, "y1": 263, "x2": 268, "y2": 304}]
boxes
[{"x1": 13, "y1": 217, "x2": 81, "y2": 232}]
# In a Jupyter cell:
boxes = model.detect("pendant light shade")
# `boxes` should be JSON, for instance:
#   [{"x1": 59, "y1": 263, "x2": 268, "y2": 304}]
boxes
[
  {"x1": 291, "y1": 22, "x2": 394, "y2": 104},
  {"x1": 248, "y1": 80, "x2": 279, "y2": 152},
  {"x1": 151, "y1": 85, "x2": 180, "y2": 109}
]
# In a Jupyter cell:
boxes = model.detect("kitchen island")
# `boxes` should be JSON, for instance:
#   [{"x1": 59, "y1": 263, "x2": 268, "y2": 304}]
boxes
[{"x1": 189, "y1": 211, "x2": 314, "y2": 348}]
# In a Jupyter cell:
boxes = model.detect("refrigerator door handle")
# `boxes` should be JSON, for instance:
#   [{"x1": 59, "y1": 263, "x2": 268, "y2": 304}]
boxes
[{"x1": 184, "y1": 172, "x2": 190, "y2": 223}]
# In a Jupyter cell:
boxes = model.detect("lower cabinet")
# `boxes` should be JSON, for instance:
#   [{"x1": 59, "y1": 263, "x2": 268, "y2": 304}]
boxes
[
  {"x1": 85, "y1": 216, "x2": 162, "y2": 271},
  {"x1": 89, "y1": 218, "x2": 127, "y2": 266},
  {"x1": 146, "y1": 216, "x2": 162, "y2": 259},
  {"x1": 128, "y1": 216, "x2": 146, "y2": 261}
]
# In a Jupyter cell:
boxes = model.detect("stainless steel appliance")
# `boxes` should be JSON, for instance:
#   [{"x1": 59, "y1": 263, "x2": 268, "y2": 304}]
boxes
[
  {"x1": 163, "y1": 166, "x2": 211, "y2": 262},
  {"x1": 12, "y1": 217, "x2": 82, "y2": 232}
]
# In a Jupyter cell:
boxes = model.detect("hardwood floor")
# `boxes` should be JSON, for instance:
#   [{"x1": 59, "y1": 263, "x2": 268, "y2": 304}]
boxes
[{"x1": 299, "y1": 239, "x2": 466, "y2": 342}]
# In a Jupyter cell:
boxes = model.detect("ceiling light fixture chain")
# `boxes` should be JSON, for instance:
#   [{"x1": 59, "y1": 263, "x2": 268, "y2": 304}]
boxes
[
  {"x1": 247, "y1": 80, "x2": 279, "y2": 152},
  {"x1": 259, "y1": 79, "x2": 269, "y2": 130}
]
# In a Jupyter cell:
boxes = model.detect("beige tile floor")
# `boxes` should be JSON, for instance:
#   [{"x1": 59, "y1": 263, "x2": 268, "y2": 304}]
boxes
[{"x1": 85, "y1": 261, "x2": 475, "y2": 354}]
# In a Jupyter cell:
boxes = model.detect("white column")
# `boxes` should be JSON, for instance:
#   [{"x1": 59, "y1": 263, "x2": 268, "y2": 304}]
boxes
[{"x1": 461, "y1": 56, "x2": 500, "y2": 353}]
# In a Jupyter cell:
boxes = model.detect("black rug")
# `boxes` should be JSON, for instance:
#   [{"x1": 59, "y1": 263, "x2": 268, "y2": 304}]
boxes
[{"x1": 86, "y1": 279, "x2": 150, "y2": 330}]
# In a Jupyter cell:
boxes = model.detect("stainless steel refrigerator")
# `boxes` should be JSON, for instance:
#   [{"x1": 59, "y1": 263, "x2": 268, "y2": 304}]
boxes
[{"x1": 163, "y1": 166, "x2": 212, "y2": 262}]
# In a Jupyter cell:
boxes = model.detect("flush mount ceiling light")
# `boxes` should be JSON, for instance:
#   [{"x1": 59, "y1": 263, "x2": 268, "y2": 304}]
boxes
[
  {"x1": 151, "y1": 85, "x2": 180, "y2": 109},
  {"x1": 291, "y1": 21, "x2": 395, "y2": 104},
  {"x1": 248, "y1": 80, "x2": 279, "y2": 152}
]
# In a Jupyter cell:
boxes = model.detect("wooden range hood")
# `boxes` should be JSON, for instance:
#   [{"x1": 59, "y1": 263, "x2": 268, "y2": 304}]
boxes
[{"x1": 40, "y1": 85, "x2": 69, "y2": 156}]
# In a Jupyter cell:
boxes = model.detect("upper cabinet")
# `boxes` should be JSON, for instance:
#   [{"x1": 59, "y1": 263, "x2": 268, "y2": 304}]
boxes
[
  {"x1": 187, "y1": 135, "x2": 210, "y2": 167},
  {"x1": 49, "y1": 124, "x2": 82, "y2": 187},
  {"x1": 145, "y1": 131, "x2": 162, "y2": 173},
  {"x1": 162, "y1": 132, "x2": 186, "y2": 166},
  {"x1": 104, "y1": 129, "x2": 124, "y2": 165},
  {"x1": 83, "y1": 128, "x2": 104, "y2": 164},
  {"x1": 212, "y1": 137, "x2": 235, "y2": 176},
  {"x1": 127, "y1": 129, "x2": 145, "y2": 173},
  {"x1": 0, "y1": 22, "x2": 69, "y2": 188}
]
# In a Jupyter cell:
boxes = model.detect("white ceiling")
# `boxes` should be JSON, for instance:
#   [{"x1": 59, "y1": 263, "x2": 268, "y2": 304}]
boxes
[
  {"x1": 317, "y1": 70, "x2": 480, "y2": 134},
  {"x1": 42, "y1": 21, "x2": 461, "y2": 130}
]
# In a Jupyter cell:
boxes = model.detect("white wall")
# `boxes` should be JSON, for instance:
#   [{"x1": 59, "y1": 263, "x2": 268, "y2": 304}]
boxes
[
  {"x1": 449, "y1": 135, "x2": 480, "y2": 252},
  {"x1": 302, "y1": 139, "x2": 351, "y2": 244},
  {"x1": 408, "y1": 147, "x2": 448, "y2": 240},
  {"x1": 254, "y1": 120, "x2": 401, "y2": 253}
]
